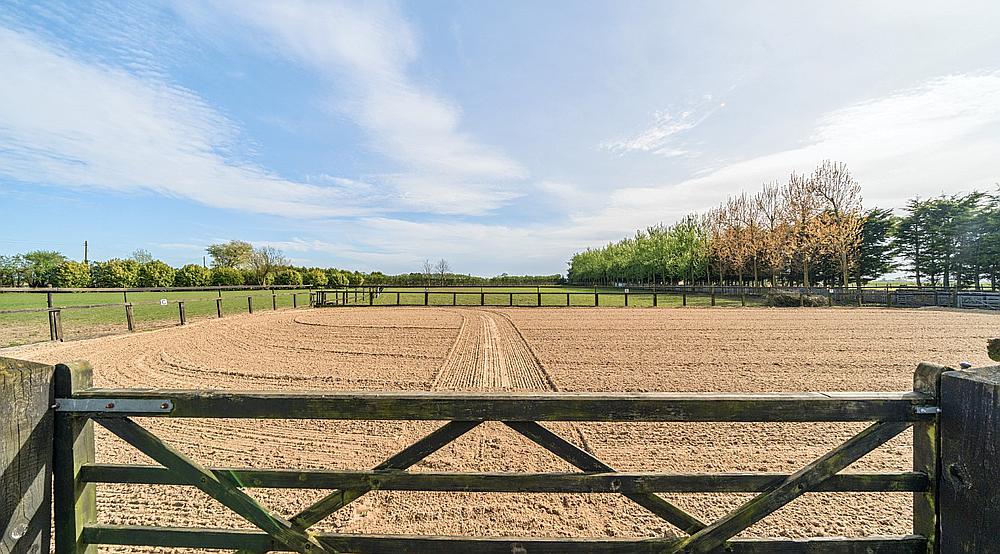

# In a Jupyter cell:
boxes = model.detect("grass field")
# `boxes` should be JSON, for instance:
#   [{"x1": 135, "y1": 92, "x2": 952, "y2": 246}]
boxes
[
  {"x1": 0, "y1": 285, "x2": 761, "y2": 347},
  {"x1": 0, "y1": 288, "x2": 312, "y2": 346}
]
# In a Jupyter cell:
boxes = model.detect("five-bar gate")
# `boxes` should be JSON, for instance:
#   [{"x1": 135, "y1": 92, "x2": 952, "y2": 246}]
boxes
[{"x1": 5, "y1": 357, "x2": 1000, "y2": 553}]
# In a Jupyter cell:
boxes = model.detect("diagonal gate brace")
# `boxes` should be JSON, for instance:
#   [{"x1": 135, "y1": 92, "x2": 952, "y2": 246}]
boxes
[{"x1": 504, "y1": 421, "x2": 707, "y2": 535}]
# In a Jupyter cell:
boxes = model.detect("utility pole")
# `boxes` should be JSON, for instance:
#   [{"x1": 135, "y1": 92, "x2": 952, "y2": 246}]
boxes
[{"x1": 83, "y1": 240, "x2": 88, "y2": 264}]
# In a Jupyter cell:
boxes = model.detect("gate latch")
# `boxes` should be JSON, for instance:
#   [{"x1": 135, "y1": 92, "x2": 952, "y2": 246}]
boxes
[{"x1": 914, "y1": 406, "x2": 941, "y2": 415}]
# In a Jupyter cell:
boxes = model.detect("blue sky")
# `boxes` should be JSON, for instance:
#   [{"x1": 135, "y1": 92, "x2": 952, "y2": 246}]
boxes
[{"x1": 2, "y1": 1, "x2": 999, "y2": 275}]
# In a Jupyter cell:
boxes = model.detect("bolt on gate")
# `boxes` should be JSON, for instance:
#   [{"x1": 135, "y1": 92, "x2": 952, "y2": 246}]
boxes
[{"x1": 3, "y1": 357, "x2": 1000, "y2": 553}]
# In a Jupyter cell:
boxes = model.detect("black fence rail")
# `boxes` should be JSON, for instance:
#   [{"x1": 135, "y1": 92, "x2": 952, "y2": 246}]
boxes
[{"x1": 4, "y1": 356, "x2": 1000, "y2": 552}]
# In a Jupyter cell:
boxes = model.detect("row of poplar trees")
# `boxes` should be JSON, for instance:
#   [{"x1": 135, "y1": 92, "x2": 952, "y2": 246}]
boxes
[{"x1": 567, "y1": 160, "x2": 1000, "y2": 289}]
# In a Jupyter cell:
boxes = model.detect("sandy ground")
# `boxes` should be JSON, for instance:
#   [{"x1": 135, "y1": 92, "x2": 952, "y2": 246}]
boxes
[{"x1": 4, "y1": 306, "x2": 997, "y2": 550}]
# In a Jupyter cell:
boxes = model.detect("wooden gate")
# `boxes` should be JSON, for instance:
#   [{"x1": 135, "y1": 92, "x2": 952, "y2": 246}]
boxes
[{"x1": 6, "y1": 356, "x2": 1000, "y2": 553}]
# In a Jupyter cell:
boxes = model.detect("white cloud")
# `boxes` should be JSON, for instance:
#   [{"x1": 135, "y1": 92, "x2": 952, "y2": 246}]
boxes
[
  {"x1": 178, "y1": 0, "x2": 527, "y2": 215},
  {"x1": 602, "y1": 97, "x2": 726, "y2": 157},
  {"x1": 584, "y1": 72, "x2": 1000, "y2": 233},
  {"x1": 0, "y1": 27, "x2": 375, "y2": 218}
]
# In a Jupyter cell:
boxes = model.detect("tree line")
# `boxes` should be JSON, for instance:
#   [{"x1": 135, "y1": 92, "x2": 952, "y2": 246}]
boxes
[
  {"x1": 0, "y1": 240, "x2": 563, "y2": 289},
  {"x1": 0, "y1": 240, "x2": 366, "y2": 288},
  {"x1": 567, "y1": 160, "x2": 1000, "y2": 289}
]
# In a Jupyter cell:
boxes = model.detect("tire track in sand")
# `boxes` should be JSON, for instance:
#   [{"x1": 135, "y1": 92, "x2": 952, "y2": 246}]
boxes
[{"x1": 432, "y1": 309, "x2": 554, "y2": 391}]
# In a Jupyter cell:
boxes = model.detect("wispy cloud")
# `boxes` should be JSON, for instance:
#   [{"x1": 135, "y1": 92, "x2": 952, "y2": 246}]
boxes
[
  {"x1": 584, "y1": 72, "x2": 1000, "y2": 233},
  {"x1": 601, "y1": 95, "x2": 725, "y2": 157},
  {"x1": 178, "y1": 0, "x2": 527, "y2": 215},
  {"x1": 0, "y1": 27, "x2": 376, "y2": 218}
]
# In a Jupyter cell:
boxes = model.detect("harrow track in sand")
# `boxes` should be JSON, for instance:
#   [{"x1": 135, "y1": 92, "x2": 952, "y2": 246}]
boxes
[
  {"x1": 3, "y1": 306, "x2": 999, "y2": 549},
  {"x1": 434, "y1": 309, "x2": 553, "y2": 391}
]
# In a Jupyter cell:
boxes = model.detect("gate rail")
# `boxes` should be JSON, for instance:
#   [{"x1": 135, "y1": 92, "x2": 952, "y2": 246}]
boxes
[{"x1": 5, "y1": 355, "x2": 1000, "y2": 553}]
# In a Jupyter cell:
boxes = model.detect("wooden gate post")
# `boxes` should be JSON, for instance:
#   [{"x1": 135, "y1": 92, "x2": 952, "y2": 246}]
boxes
[
  {"x1": 177, "y1": 301, "x2": 186, "y2": 325},
  {"x1": 1, "y1": 357, "x2": 55, "y2": 554},
  {"x1": 939, "y1": 361, "x2": 1000, "y2": 552},
  {"x1": 125, "y1": 303, "x2": 135, "y2": 332},
  {"x1": 247, "y1": 296, "x2": 253, "y2": 314},
  {"x1": 216, "y1": 297, "x2": 223, "y2": 318},
  {"x1": 53, "y1": 361, "x2": 97, "y2": 554},
  {"x1": 913, "y1": 362, "x2": 948, "y2": 553}
]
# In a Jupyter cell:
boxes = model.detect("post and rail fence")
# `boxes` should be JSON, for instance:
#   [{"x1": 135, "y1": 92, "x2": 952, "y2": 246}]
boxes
[
  {"x1": 0, "y1": 285, "x2": 312, "y2": 342},
  {"x1": 3, "y1": 284, "x2": 998, "y2": 346},
  {"x1": 313, "y1": 284, "x2": 1000, "y2": 311},
  {"x1": 3, "y1": 341, "x2": 1000, "y2": 553}
]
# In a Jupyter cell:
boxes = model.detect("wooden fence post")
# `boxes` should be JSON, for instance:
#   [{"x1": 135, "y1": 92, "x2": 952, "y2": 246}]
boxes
[
  {"x1": 177, "y1": 301, "x2": 186, "y2": 325},
  {"x1": 913, "y1": 362, "x2": 947, "y2": 553},
  {"x1": 53, "y1": 361, "x2": 97, "y2": 554},
  {"x1": 481, "y1": 292, "x2": 485, "y2": 306},
  {"x1": 566, "y1": 292, "x2": 570, "y2": 307},
  {"x1": 711, "y1": 286, "x2": 716, "y2": 307},
  {"x1": 594, "y1": 289, "x2": 599, "y2": 307},
  {"x1": 624, "y1": 291, "x2": 628, "y2": 307},
  {"x1": 247, "y1": 296, "x2": 253, "y2": 314},
  {"x1": 682, "y1": 289, "x2": 687, "y2": 307},
  {"x1": 52, "y1": 310, "x2": 63, "y2": 342},
  {"x1": 537, "y1": 287, "x2": 542, "y2": 307},
  {"x1": 216, "y1": 297, "x2": 223, "y2": 318},
  {"x1": 653, "y1": 291, "x2": 658, "y2": 307},
  {"x1": 47, "y1": 293, "x2": 57, "y2": 341},
  {"x1": 939, "y1": 362, "x2": 1000, "y2": 552},
  {"x1": 292, "y1": 293, "x2": 297, "y2": 308},
  {"x1": 1, "y1": 357, "x2": 55, "y2": 554},
  {"x1": 509, "y1": 292, "x2": 513, "y2": 307},
  {"x1": 124, "y1": 303, "x2": 135, "y2": 332},
  {"x1": 272, "y1": 294, "x2": 277, "y2": 310},
  {"x1": 397, "y1": 292, "x2": 401, "y2": 305},
  {"x1": 424, "y1": 291, "x2": 429, "y2": 306}
]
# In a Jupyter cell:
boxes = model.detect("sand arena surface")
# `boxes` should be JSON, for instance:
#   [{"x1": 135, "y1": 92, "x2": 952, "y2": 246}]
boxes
[{"x1": 4, "y1": 306, "x2": 998, "y2": 549}]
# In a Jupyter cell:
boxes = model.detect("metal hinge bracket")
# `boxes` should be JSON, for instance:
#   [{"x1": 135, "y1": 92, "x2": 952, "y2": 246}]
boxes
[
  {"x1": 914, "y1": 406, "x2": 941, "y2": 415},
  {"x1": 54, "y1": 398, "x2": 174, "y2": 413}
]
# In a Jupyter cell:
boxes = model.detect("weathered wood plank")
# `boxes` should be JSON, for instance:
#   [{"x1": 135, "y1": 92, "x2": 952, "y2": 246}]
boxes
[
  {"x1": 52, "y1": 361, "x2": 96, "y2": 554},
  {"x1": 676, "y1": 421, "x2": 911, "y2": 553},
  {"x1": 64, "y1": 389, "x2": 932, "y2": 421},
  {"x1": 94, "y1": 417, "x2": 328, "y2": 554},
  {"x1": 939, "y1": 365, "x2": 1000, "y2": 553},
  {"x1": 1, "y1": 357, "x2": 54, "y2": 554},
  {"x1": 80, "y1": 464, "x2": 928, "y2": 493},
  {"x1": 505, "y1": 421, "x2": 705, "y2": 534},
  {"x1": 82, "y1": 525, "x2": 927, "y2": 553}
]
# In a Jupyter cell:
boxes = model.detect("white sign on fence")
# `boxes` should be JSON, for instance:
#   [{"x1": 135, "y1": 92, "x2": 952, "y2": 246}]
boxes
[{"x1": 160, "y1": 299, "x2": 168, "y2": 306}]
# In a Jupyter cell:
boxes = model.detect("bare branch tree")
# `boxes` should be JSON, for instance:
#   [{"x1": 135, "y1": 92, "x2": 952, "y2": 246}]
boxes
[
  {"x1": 435, "y1": 259, "x2": 450, "y2": 285},
  {"x1": 810, "y1": 160, "x2": 864, "y2": 287},
  {"x1": 422, "y1": 259, "x2": 434, "y2": 286},
  {"x1": 786, "y1": 172, "x2": 823, "y2": 287}
]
